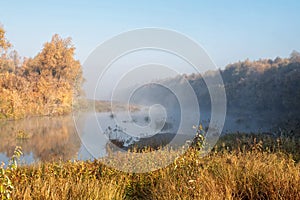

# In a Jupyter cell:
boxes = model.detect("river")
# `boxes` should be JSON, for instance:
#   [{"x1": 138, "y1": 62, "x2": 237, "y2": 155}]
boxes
[{"x1": 0, "y1": 108, "x2": 273, "y2": 165}]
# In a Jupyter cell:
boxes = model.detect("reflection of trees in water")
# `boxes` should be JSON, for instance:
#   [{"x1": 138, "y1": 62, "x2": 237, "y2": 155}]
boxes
[{"x1": 0, "y1": 115, "x2": 81, "y2": 162}]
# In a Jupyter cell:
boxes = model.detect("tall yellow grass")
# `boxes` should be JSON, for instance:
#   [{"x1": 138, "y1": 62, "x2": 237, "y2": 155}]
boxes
[{"x1": 2, "y1": 134, "x2": 300, "y2": 200}]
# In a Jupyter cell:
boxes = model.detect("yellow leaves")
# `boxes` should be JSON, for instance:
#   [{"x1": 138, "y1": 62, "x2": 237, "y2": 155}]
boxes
[
  {"x1": 0, "y1": 26, "x2": 11, "y2": 52},
  {"x1": 0, "y1": 87, "x2": 25, "y2": 119},
  {"x1": 35, "y1": 34, "x2": 78, "y2": 75},
  {"x1": 0, "y1": 32, "x2": 83, "y2": 119},
  {"x1": 25, "y1": 34, "x2": 83, "y2": 97},
  {"x1": 0, "y1": 71, "x2": 76, "y2": 118}
]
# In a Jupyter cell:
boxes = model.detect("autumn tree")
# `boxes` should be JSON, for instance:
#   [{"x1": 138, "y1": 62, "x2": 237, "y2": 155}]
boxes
[
  {"x1": 25, "y1": 34, "x2": 83, "y2": 96},
  {"x1": 0, "y1": 25, "x2": 11, "y2": 52},
  {"x1": 0, "y1": 26, "x2": 15, "y2": 73},
  {"x1": 0, "y1": 29, "x2": 84, "y2": 119},
  {"x1": 22, "y1": 34, "x2": 84, "y2": 115}
]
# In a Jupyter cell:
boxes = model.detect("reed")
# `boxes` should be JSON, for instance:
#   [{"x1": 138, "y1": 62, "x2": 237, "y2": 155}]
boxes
[{"x1": 1, "y1": 133, "x2": 299, "y2": 200}]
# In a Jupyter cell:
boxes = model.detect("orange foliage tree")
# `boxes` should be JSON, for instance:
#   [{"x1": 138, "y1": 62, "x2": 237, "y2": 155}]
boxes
[{"x1": 0, "y1": 25, "x2": 84, "y2": 119}]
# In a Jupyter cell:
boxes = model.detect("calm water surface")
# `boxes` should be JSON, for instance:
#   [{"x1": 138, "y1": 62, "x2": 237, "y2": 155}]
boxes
[{"x1": 0, "y1": 109, "x2": 272, "y2": 165}]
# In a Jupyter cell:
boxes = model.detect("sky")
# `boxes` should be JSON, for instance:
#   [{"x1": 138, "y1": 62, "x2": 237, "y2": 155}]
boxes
[{"x1": 0, "y1": 0, "x2": 300, "y2": 68}]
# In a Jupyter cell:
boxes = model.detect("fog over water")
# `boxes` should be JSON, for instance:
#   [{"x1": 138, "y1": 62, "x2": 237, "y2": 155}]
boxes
[
  {"x1": 0, "y1": 102, "x2": 272, "y2": 165},
  {"x1": 3, "y1": 51, "x2": 296, "y2": 165}
]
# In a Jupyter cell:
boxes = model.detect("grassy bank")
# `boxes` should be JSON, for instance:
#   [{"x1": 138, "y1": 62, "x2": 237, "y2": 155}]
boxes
[
  {"x1": 1, "y1": 133, "x2": 300, "y2": 200},
  {"x1": 76, "y1": 99, "x2": 140, "y2": 113}
]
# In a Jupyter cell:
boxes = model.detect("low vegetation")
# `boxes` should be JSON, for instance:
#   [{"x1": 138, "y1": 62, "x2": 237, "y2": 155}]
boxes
[
  {"x1": 76, "y1": 99, "x2": 140, "y2": 113},
  {"x1": 0, "y1": 133, "x2": 299, "y2": 199}
]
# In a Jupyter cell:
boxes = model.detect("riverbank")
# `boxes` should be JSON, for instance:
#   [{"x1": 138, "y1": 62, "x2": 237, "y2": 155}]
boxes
[
  {"x1": 75, "y1": 99, "x2": 140, "y2": 113},
  {"x1": 1, "y1": 133, "x2": 299, "y2": 199}
]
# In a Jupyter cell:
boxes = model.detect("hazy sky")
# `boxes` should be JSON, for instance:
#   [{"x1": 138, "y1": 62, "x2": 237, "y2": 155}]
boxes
[{"x1": 1, "y1": 0, "x2": 300, "y2": 68}]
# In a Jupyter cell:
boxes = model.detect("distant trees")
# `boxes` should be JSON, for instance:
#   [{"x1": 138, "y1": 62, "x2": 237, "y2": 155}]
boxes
[
  {"x1": 0, "y1": 25, "x2": 83, "y2": 119},
  {"x1": 197, "y1": 55, "x2": 300, "y2": 126},
  {"x1": 290, "y1": 50, "x2": 300, "y2": 63},
  {"x1": 220, "y1": 56, "x2": 300, "y2": 115},
  {"x1": 144, "y1": 53, "x2": 300, "y2": 131}
]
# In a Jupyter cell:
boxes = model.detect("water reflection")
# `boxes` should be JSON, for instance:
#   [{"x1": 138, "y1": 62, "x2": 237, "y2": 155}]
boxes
[
  {"x1": 0, "y1": 110, "x2": 273, "y2": 165},
  {"x1": 0, "y1": 116, "x2": 81, "y2": 164}
]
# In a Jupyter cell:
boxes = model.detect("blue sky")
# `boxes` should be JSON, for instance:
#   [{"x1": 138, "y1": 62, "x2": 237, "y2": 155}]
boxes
[{"x1": 0, "y1": 0, "x2": 300, "y2": 68}]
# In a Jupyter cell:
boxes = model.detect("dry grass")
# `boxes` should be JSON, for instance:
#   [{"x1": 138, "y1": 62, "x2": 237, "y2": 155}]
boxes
[{"x1": 3, "y1": 134, "x2": 300, "y2": 200}]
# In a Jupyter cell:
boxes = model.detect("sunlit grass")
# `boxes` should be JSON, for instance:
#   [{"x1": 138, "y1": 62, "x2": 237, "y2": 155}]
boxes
[{"x1": 1, "y1": 133, "x2": 300, "y2": 199}]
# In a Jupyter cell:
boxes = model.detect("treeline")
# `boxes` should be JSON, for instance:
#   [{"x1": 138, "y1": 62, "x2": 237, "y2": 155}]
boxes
[
  {"x1": 0, "y1": 26, "x2": 83, "y2": 119},
  {"x1": 134, "y1": 52, "x2": 300, "y2": 133},
  {"x1": 190, "y1": 52, "x2": 300, "y2": 132}
]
